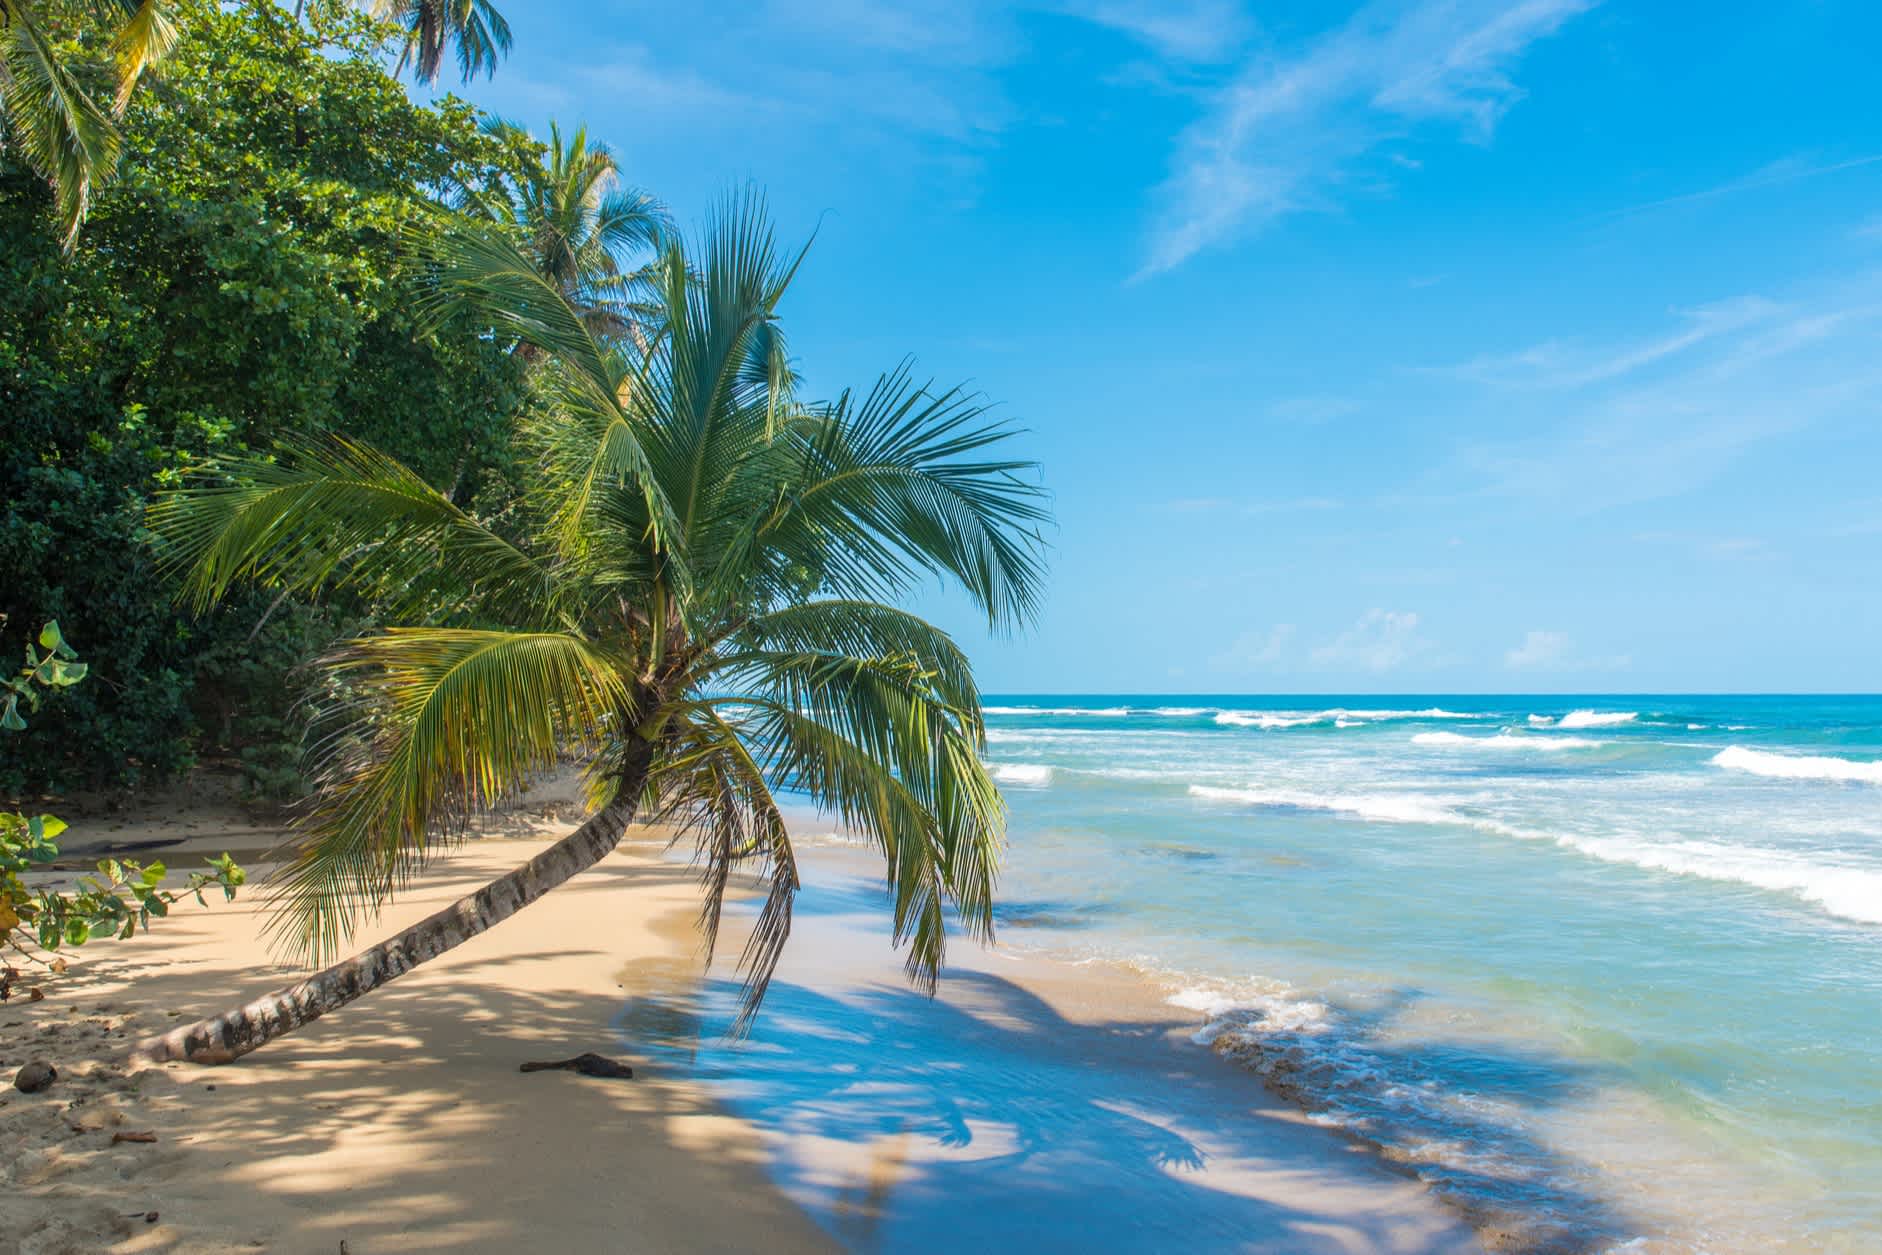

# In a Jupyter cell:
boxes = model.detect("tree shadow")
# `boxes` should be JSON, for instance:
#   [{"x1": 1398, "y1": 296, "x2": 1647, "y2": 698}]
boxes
[{"x1": 607, "y1": 877, "x2": 1642, "y2": 1254}]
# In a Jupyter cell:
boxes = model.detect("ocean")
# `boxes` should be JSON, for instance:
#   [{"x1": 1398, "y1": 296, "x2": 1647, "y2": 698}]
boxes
[{"x1": 954, "y1": 696, "x2": 1882, "y2": 1251}]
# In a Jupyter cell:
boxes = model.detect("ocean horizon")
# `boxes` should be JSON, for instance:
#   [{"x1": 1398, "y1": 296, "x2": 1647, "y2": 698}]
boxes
[{"x1": 757, "y1": 693, "x2": 1882, "y2": 1251}]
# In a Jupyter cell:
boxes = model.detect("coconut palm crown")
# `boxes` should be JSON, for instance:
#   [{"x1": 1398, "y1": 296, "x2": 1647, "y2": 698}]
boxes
[
  {"x1": 462, "y1": 117, "x2": 670, "y2": 345},
  {"x1": 370, "y1": 0, "x2": 508, "y2": 85},
  {"x1": 142, "y1": 196, "x2": 1047, "y2": 1057}
]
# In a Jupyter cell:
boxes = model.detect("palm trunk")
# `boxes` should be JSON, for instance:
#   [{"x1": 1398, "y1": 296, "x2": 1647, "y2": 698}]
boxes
[{"x1": 130, "y1": 791, "x2": 640, "y2": 1066}]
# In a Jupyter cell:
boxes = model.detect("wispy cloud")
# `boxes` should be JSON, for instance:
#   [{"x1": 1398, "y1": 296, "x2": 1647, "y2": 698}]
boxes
[
  {"x1": 1211, "y1": 623, "x2": 1295, "y2": 671},
  {"x1": 1311, "y1": 608, "x2": 1430, "y2": 672},
  {"x1": 1436, "y1": 275, "x2": 1882, "y2": 512},
  {"x1": 1504, "y1": 629, "x2": 1568, "y2": 669},
  {"x1": 1428, "y1": 296, "x2": 1784, "y2": 389},
  {"x1": 1140, "y1": 0, "x2": 1591, "y2": 276},
  {"x1": 1063, "y1": 0, "x2": 1254, "y2": 62},
  {"x1": 1504, "y1": 630, "x2": 1629, "y2": 671},
  {"x1": 1596, "y1": 153, "x2": 1882, "y2": 222}
]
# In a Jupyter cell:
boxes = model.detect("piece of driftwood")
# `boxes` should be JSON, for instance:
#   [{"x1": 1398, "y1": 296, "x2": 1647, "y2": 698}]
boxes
[
  {"x1": 111, "y1": 1131, "x2": 158, "y2": 1145},
  {"x1": 517, "y1": 1052, "x2": 634, "y2": 1080}
]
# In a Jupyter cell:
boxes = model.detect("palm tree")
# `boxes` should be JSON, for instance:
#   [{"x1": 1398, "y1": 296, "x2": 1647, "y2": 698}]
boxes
[
  {"x1": 0, "y1": 0, "x2": 179, "y2": 245},
  {"x1": 462, "y1": 118, "x2": 670, "y2": 346},
  {"x1": 370, "y1": 0, "x2": 509, "y2": 85},
  {"x1": 135, "y1": 196, "x2": 1048, "y2": 1065}
]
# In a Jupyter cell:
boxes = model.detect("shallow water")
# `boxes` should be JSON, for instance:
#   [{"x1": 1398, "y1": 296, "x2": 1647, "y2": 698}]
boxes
[{"x1": 952, "y1": 696, "x2": 1882, "y2": 1252}]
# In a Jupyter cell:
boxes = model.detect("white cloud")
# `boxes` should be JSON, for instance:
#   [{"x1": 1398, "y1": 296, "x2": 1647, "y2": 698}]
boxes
[
  {"x1": 1212, "y1": 623, "x2": 1294, "y2": 670},
  {"x1": 1140, "y1": 0, "x2": 1591, "y2": 275},
  {"x1": 1504, "y1": 629, "x2": 1629, "y2": 672},
  {"x1": 1310, "y1": 609, "x2": 1428, "y2": 672},
  {"x1": 1505, "y1": 629, "x2": 1568, "y2": 669}
]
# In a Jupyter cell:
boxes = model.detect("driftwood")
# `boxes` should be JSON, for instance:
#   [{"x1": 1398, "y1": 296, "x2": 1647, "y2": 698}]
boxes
[{"x1": 517, "y1": 1052, "x2": 634, "y2": 1080}]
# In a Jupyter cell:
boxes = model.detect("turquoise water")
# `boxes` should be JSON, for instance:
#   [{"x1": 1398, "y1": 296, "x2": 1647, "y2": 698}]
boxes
[{"x1": 955, "y1": 697, "x2": 1882, "y2": 1251}]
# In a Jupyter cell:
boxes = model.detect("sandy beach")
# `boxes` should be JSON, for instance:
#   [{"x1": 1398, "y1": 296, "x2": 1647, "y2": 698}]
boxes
[{"x1": 2, "y1": 786, "x2": 1481, "y2": 1254}]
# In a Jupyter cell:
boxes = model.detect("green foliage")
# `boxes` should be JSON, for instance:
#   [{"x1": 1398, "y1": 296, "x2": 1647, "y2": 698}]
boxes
[
  {"x1": 0, "y1": 811, "x2": 244, "y2": 955},
  {"x1": 0, "y1": 623, "x2": 244, "y2": 966},
  {"x1": 153, "y1": 197, "x2": 1049, "y2": 1022},
  {"x1": 0, "y1": 0, "x2": 179, "y2": 246},
  {"x1": 0, "y1": 0, "x2": 532, "y2": 793}
]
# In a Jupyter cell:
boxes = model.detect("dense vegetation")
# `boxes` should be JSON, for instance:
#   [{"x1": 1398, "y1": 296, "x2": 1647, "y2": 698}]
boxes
[
  {"x1": 4, "y1": 1, "x2": 1042, "y2": 1052},
  {"x1": 0, "y1": 1, "x2": 532, "y2": 795}
]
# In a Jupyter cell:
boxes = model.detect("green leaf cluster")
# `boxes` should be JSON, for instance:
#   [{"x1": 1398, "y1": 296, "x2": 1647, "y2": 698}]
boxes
[
  {"x1": 0, "y1": 0, "x2": 530, "y2": 793},
  {"x1": 0, "y1": 623, "x2": 243, "y2": 961}
]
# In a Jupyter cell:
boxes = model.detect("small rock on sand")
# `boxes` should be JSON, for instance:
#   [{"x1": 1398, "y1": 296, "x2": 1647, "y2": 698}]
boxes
[{"x1": 14, "y1": 1061, "x2": 57, "y2": 1094}]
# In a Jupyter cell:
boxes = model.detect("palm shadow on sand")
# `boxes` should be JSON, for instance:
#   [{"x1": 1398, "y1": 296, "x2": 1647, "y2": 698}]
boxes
[{"x1": 614, "y1": 880, "x2": 1637, "y2": 1254}]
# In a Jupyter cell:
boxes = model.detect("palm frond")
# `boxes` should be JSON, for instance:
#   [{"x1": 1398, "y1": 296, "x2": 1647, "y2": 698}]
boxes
[
  {"x1": 764, "y1": 363, "x2": 1050, "y2": 632},
  {"x1": 652, "y1": 707, "x2": 798, "y2": 1029},
  {"x1": 372, "y1": 0, "x2": 510, "y2": 84},
  {"x1": 147, "y1": 434, "x2": 558, "y2": 624},
  {"x1": 1, "y1": 2, "x2": 119, "y2": 245},
  {"x1": 275, "y1": 627, "x2": 631, "y2": 960},
  {"x1": 99, "y1": 0, "x2": 177, "y2": 110}
]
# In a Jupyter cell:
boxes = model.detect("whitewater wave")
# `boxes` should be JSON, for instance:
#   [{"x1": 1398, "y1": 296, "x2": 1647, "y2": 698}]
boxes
[
  {"x1": 1188, "y1": 785, "x2": 1476, "y2": 828},
  {"x1": 1563, "y1": 833, "x2": 1882, "y2": 924},
  {"x1": 983, "y1": 705, "x2": 1130, "y2": 717},
  {"x1": 1556, "y1": 710, "x2": 1639, "y2": 729},
  {"x1": 1188, "y1": 783, "x2": 1882, "y2": 923},
  {"x1": 1214, "y1": 711, "x2": 1317, "y2": 729},
  {"x1": 1149, "y1": 706, "x2": 1209, "y2": 717},
  {"x1": 1412, "y1": 731, "x2": 1600, "y2": 751},
  {"x1": 990, "y1": 763, "x2": 1054, "y2": 787},
  {"x1": 1212, "y1": 707, "x2": 1476, "y2": 730},
  {"x1": 1711, "y1": 746, "x2": 1882, "y2": 785}
]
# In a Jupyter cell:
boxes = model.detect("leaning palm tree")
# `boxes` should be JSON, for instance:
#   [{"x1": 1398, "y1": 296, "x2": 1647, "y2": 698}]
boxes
[
  {"x1": 0, "y1": 0, "x2": 179, "y2": 245},
  {"x1": 135, "y1": 195, "x2": 1048, "y2": 1065},
  {"x1": 370, "y1": 0, "x2": 508, "y2": 85},
  {"x1": 462, "y1": 118, "x2": 669, "y2": 345}
]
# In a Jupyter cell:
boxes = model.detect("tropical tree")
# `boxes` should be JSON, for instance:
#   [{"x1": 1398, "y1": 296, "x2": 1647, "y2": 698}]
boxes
[
  {"x1": 135, "y1": 196, "x2": 1048, "y2": 1065},
  {"x1": 0, "y1": 0, "x2": 179, "y2": 244},
  {"x1": 463, "y1": 117, "x2": 669, "y2": 345},
  {"x1": 370, "y1": 0, "x2": 508, "y2": 85}
]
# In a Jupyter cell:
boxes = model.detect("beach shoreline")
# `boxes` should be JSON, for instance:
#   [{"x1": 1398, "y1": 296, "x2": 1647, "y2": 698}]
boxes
[{"x1": 3, "y1": 787, "x2": 1492, "y2": 1254}]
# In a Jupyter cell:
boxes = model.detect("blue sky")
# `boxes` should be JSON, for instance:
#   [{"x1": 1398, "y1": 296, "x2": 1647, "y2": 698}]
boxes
[{"x1": 445, "y1": 1, "x2": 1882, "y2": 693}]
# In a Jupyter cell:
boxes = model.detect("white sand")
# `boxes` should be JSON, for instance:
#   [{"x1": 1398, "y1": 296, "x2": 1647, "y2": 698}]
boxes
[{"x1": 2, "y1": 789, "x2": 1484, "y2": 1253}]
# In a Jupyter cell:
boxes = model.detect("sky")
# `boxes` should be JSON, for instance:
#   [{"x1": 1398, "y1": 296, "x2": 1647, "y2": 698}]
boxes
[{"x1": 440, "y1": 0, "x2": 1882, "y2": 693}]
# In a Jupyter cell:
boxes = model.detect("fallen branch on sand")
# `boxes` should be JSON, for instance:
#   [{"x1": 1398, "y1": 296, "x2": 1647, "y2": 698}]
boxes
[{"x1": 518, "y1": 1052, "x2": 634, "y2": 1080}]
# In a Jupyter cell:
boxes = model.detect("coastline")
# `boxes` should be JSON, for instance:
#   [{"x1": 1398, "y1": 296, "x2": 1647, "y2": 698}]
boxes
[{"x1": 5, "y1": 790, "x2": 1485, "y2": 1253}]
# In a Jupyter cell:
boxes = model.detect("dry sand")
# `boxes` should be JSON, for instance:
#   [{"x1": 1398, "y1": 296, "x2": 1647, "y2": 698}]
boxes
[{"x1": 2, "y1": 784, "x2": 1484, "y2": 1254}]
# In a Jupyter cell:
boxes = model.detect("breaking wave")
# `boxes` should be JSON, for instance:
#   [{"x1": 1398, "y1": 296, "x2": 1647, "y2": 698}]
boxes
[
  {"x1": 1556, "y1": 710, "x2": 1639, "y2": 730},
  {"x1": 1412, "y1": 731, "x2": 1600, "y2": 751},
  {"x1": 1711, "y1": 746, "x2": 1882, "y2": 785}
]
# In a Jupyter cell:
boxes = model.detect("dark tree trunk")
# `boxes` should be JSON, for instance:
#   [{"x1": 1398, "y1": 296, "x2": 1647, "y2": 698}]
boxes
[{"x1": 131, "y1": 782, "x2": 643, "y2": 1066}]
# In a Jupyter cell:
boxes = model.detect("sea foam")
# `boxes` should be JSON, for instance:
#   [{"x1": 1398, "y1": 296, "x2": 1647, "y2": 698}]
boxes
[
  {"x1": 1556, "y1": 710, "x2": 1639, "y2": 729},
  {"x1": 1188, "y1": 785, "x2": 1470, "y2": 828},
  {"x1": 1412, "y1": 731, "x2": 1599, "y2": 751},
  {"x1": 1711, "y1": 746, "x2": 1882, "y2": 785},
  {"x1": 990, "y1": 763, "x2": 1054, "y2": 787}
]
